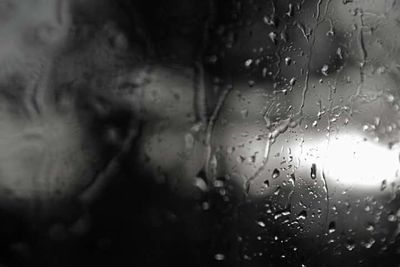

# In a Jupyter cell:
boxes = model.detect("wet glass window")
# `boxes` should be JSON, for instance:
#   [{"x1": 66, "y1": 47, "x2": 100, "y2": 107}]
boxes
[{"x1": 0, "y1": 0, "x2": 399, "y2": 266}]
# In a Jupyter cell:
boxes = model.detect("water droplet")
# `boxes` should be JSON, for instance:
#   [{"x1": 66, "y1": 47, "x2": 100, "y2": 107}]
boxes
[
  {"x1": 337, "y1": 47, "x2": 343, "y2": 59},
  {"x1": 264, "y1": 179, "x2": 270, "y2": 187},
  {"x1": 237, "y1": 155, "x2": 246, "y2": 163},
  {"x1": 248, "y1": 80, "x2": 255, "y2": 87},
  {"x1": 272, "y1": 169, "x2": 280, "y2": 179},
  {"x1": 363, "y1": 238, "x2": 375, "y2": 249},
  {"x1": 194, "y1": 177, "x2": 208, "y2": 191},
  {"x1": 321, "y1": 65, "x2": 329, "y2": 76},
  {"x1": 269, "y1": 32, "x2": 277, "y2": 44},
  {"x1": 386, "y1": 94, "x2": 395, "y2": 103},
  {"x1": 328, "y1": 221, "x2": 336, "y2": 233},
  {"x1": 366, "y1": 223, "x2": 374, "y2": 231},
  {"x1": 312, "y1": 120, "x2": 318, "y2": 127},
  {"x1": 388, "y1": 213, "x2": 397, "y2": 222},
  {"x1": 244, "y1": 59, "x2": 253, "y2": 68},
  {"x1": 263, "y1": 15, "x2": 276, "y2": 26},
  {"x1": 289, "y1": 173, "x2": 296, "y2": 185},
  {"x1": 274, "y1": 209, "x2": 291, "y2": 220},
  {"x1": 311, "y1": 163, "x2": 317, "y2": 179},
  {"x1": 286, "y1": 3, "x2": 293, "y2": 17},
  {"x1": 346, "y1": 239, "x2": 355, "y2": 251},
  {"x1": 274, "y1": 186, "x2": 281, "y2": 195},
  {"x1": 214, "y1": 253, "x2": 225, "y2": 261},
  {"x1": 285, "y1": 57, "x2": 292, "y2": 65},
  {"x1": 297, "y1": 210, "x2": 307, "y2": 220},
  {"x1": 257, "y1": 221, "x2": 266, "y2": 228}
]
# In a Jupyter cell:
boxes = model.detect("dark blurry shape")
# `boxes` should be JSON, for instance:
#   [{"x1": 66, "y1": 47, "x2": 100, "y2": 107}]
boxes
[{"x1": 0, "y1": 0, "x2": 400, "y2": 267}]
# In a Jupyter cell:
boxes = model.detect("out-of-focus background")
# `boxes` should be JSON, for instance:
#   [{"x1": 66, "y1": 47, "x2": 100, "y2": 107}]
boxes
[{"x1": 0, "y1": 0, "x2": 399, "y2": 266}]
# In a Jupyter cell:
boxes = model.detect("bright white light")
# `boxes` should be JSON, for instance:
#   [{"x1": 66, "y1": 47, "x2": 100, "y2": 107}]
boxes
[
  {"x1": 322, "y1": 134, "x2": 399, "y2": 188},
  {"x1": 296, "y1": 134, "x2": 400, "y2": 188}
]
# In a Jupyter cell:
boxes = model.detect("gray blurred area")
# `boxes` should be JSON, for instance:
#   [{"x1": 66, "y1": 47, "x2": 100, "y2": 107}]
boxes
[{"x1": 0, "y1": 0, "x2": 399, "y2": 266}]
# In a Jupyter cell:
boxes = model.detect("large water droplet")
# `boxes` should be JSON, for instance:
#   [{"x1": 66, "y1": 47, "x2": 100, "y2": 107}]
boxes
[
  {"x1": 272, "y1": 168, "x2": 280, "y2": 179},
  {"x1": 328, "y1": 221, "x2": 336, "y2": 234},
  {"x1": 311, "y1": 163, "x2": 317, "y2": 179}
]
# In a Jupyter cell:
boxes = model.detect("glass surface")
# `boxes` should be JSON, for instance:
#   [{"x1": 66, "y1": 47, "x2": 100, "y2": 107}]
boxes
[{"x1": 0, "y1": 0, "x2": 399, "y2": 266}]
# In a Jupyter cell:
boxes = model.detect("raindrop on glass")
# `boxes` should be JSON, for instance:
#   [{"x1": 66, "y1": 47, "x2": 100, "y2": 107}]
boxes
[
  {"x1": 272, "y1": 168, "x2": 280, "y2": 179},
  {"x1": 346, "y1": 240, "x2": 355, "y2": 251},
  {"x1": 311, "y1": 163, "x2": 317, "y2": 179},
  {"x1": 297, "y1": 210, "x2": 307, "y2": 220},
  {"x1": 214, "y1": 253, "x2": 225, "y2": 261},
  {"x1": 328, "y1": 221, "x2": 336, "y2": 234},
  {"x1": 321, "y1": 65, "x2": 329, "y2": 76}
]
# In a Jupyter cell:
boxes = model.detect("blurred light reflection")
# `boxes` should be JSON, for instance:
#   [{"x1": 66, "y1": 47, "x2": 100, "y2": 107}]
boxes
[{"x1": 296, "y1": 133, "x2": 399, "y2": 189}]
